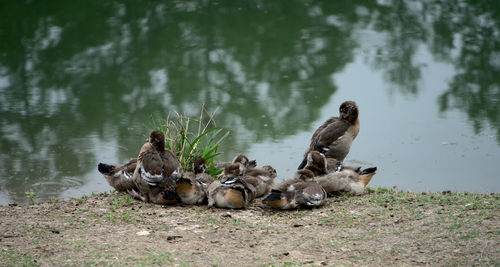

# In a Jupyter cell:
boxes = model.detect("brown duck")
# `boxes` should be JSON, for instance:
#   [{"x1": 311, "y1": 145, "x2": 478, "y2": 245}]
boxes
[
  {"x1": 298, "y1": 101, "x2": 360, "y2": 169},
  {"x1": 97, "y1": 158, "x2": 137, "y2": 192},
  {"x1": 315, "y1": 165, "x2": 377, "y2": 195},
  {"x1": 130, "y1": 130, "x2": 183, "y2": 204},
  {"x1": 207, "y1": 164, "x2": 256, "y2": 209},
  {"x1": 176, "y1": 158, "x2": 214, "y2": 205},
  {"x1": 243, "y1": 165, "x2": 277, "y2": 198},
  {"x1": 262, "y1": 169, "x2": 327, "y2": 210}
]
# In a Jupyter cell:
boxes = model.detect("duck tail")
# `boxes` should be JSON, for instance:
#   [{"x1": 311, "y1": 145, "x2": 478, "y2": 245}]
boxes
[
  {"x1": 263, "y1": 189, "x2": 283, "y2": 201},
  {"x1": 360, "y1": 167, "x2": 377, "y2": 186},
  {"x1": 297, "y1": 158, "x2": 307, "y2": 170},
  {"x1": 98, "y1": 163, "x2": 115, "y2": 175},
  {"x1": 248, "y1": 159, "x2": 257, "y2": 168}
]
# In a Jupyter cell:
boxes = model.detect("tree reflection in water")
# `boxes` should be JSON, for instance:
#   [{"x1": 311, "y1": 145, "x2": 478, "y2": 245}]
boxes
[{"x1": 0, "y1": 0, "x2": 498, "y2": 203}]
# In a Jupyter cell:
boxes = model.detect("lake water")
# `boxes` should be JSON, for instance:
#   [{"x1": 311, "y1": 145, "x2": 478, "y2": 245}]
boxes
[{"x1": 1, "y1": 0, "x2": 499, "y2": 205}]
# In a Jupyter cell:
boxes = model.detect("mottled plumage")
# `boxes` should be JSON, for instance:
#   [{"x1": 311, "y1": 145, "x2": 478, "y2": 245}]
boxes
[
  {"x1": 263, "y1": 169, "x2": 326, "y2": 210},
  {"x1": 132, "y1": 130, "x2": 183, "y2": 204},
  {"x1": 316, "y1": 166, "x2": 377, "y2": 195},
  {"x1": 97, "y1": 158, "x2": 137, "y2": 192},
  {"x1": 176, "y1": 158, "x2": 214, "y2": 205}
]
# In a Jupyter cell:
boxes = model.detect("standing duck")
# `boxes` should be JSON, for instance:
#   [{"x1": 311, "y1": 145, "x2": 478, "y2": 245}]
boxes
[
  {"x1": 298, "y1": 101, "x2": 360, "y2": 169},
  {"x1": 262, "y1": 169, "x2": 327, "y2": 210},
  {"x1": 131, "y1": 130, "x2": 183, "y2": 204},
  {"x1": 315, "y1": 165, "x2": 377, "y2": 195}
]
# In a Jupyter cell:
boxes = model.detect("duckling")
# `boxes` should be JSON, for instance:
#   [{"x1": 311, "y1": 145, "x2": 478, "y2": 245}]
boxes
[
  {"x1": 176, "y1": 158, "x2": 214, "y2": 205},
  {"x1": 192, "y1": 157, "x2": 214, "y2": 186},
  {"x1": 207, "y1": 165, "x2": 256, "y2": 209},
  {"x1": 315, "y1": 165, "x2": 377, "y2": 195},
  {"x1": 242, "y1": 165, "x2": 277, "y2": 198},
  {"x1": 298, "y1": 101, "x2": 360, "y2": 169},
  {"x1": 131, "y1": 130, "x2": 183, "y2": 204},
  {"x1": 302, "y1": 151, "x2": 329, "y2": 177},
  {"x1": 262, "y1": 169, "x2": 327, "y2": 210},
  {"x1": 217, "y1": 154, "x2": 257, "y2": 173},
  {"x1": 97, "y1": 158, "x2": 137, "y2": 192}
]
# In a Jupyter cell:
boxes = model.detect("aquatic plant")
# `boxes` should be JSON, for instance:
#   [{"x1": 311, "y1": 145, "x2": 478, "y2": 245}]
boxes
[
  {"x1": 25, "y1": 191, "x2": 36, "y2": 205},
  {"x1": 149, "y1": 106, "x2": 229, "y2": 178}
]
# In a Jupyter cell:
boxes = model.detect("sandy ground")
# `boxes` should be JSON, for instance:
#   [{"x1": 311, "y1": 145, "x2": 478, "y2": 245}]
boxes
[{"x1": 0, "y1": 190, "x2": 498, "y2": 266}]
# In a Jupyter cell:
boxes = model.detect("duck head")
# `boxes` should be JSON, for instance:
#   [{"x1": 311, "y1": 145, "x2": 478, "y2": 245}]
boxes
[
  {"x1": 339, "y1": 101, "x2": 359, "y2": 123},
  {"x1": 193, "y1": 157, "x2": 207, "y2": 174},
  {"x1": 306, "y1": 151, "x2": 328, "y2": 175},
  {"x1": 148, "y1": 130, "x2": 166, "y2": 152},
  {"x1": 262, "y1": 165, "x2": 277, "y2": 178}
]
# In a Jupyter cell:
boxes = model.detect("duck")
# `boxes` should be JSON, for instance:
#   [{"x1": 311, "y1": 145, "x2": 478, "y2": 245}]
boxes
[
  {"x1": 97, "y1": 158, "x2": 137, "y2": 192},
  {"x1": 262, "y1": 169, "x2": 327, "y2": 210},
  {"x1": 192, "y1": 157, "x2": 214, "y2": 186},
  {"x1": 207, "y1": 164, "x2": 256, "y2": 209},
  {"x1": 176, "y1": 158, "x2": 214, "y2": 205},
  {"x1": 131, "y1": 130, "x2": 183, "y2": 204},
  {"x1": 242, "y1": 165, "x2": 277, "y2": 198},
  {"x1": 298, "y1": 101, "x2": 360, "y2": 169},
  {"x1": 302, "y1": 151, "x2": 329, "y2": 177},
  {"x1": 315, "y1": 165, "x2": 377, "y2": 195},
  {"x1": 217, "y1": 154, "x2": 257, "y2": 173}
]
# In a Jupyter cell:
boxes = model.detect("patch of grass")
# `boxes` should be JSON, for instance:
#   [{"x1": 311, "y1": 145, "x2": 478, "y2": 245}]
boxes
[
  {"x1": 149, "y1": 106, "x2": 230, "y2": 178},
  {"x1": 460, "y1": 230, "x2": 479, "y2": 240},
  {"x1": 112, "y1": 194, "x2": 134, "y2": 208},
  {"x1": 206, "y1": 216, "x2": 219, "y2": 225},
  {"x1": 0, "y1": 248, "x2": 40, "y2": 266}
]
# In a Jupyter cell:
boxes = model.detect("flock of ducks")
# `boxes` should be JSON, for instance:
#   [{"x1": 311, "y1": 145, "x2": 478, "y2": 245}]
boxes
[{"x1": 98, "y1": 101, "x2": 377, "y2": 209}]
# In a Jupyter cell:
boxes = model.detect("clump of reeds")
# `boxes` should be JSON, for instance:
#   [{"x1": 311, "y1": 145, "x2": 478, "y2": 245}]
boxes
[{"x1": 149, "y1": 106, "x2": 230, "y2": 178}]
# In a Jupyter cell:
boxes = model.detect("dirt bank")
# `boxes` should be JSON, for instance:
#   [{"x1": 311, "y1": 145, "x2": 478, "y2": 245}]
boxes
[{"x1": 1, "y1": 189, "x2": 498, "y2": 266}]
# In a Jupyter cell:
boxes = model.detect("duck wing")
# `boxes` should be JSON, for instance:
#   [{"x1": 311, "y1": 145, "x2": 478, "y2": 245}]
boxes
[
  {"x1": 311, "y1": 118, "x2": 349, "y2": 151},
  {"x1": 139, "y1": 151, "x2": 165, "y2": 186}
]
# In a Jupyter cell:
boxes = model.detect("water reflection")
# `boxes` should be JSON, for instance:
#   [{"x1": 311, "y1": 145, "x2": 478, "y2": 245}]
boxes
[{"x1": 0, "y1": 0, "x2": 498, "y2": 204}]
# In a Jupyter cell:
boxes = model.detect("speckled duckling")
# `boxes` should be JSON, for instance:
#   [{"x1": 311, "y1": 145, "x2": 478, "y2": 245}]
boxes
[
  {"x1": 207, "y1": 164, "x2": 256, "y2": 209},
  {"x1": 262, "y1": 169, "x2": 327, "y2": 210},
  {"x1": 176, "y1": 158, "x2": 214, "y2": 205},
  {"x1": 315, "y1": 165, "x2": 377, "y2": 195},
  {"x1": 243, "y1": 165, "x2": 277, "y2": 198}
]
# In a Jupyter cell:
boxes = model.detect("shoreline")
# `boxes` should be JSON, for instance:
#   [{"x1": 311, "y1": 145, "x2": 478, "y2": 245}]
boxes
[{"x1": 1, "y1": 189, "x2": 498, "y2": 266}]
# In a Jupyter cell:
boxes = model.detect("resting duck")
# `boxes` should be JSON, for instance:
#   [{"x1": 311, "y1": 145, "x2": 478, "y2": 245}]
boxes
[
  {"x1": 217, "y1": 154, "x2": 257, "y2": 173},
  {"x1": 315, "y1": 165, "x2": 377, "y2": 195},
  {"x1": 298, "y1": 101, "x2": 360, "y2": 169},
  {"x1": 176, "y1": 158, "x2": 214, "y2": 205},
  {"x1": 243, "y1": 165, "x2": 277, "y2": 198},
  {"x1": 130, "y1": 130, "x2": 183, "y2": 204},
  {"x1": 207, "y1": 164, "x2": 256, "y2": 209},
  {"x1": 97, "y1": 158, "x2": 137, "y2": 192},
  {"x1": 262, "y1": 169, "x2": 327, "y2": 210},
  {"x1": 193, "y1": 157, "x2": 214, "y2": 185},
  {"x1": 302, "y1": 151, "x2": 329, "y2": 177}
]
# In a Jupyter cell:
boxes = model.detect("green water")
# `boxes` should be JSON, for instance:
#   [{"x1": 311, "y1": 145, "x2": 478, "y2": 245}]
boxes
[{"x1": 0, "y1": 0, "x2": 499, "y2": 204}]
